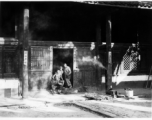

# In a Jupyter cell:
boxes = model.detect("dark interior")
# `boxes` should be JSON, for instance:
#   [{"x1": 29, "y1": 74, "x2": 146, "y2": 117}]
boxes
[{"x1": 53, "y1": 48, "x2": 73, "y2": 86}]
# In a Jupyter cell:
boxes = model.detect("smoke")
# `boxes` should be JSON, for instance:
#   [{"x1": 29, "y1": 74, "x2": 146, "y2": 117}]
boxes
[
  {"x1": 58, "y1": 49, "x2": 72, "y2": 58},
  {"x1": 31, "y1": 11, "x2": 52, "y2": 30},
  {"x1": 82, "y1": 56, "x2": 106, "y2": 69},
  {"x1": 29, "y1": 7, "x2": 59, "y2": 40}
]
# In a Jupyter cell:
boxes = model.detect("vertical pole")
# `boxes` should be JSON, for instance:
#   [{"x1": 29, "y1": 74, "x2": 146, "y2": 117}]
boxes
[
  {"x1": 22, "y1": 8, "x2": 29, "y2": 98},
  {"x1": 0, "y1": 1, "x2": 3, "y2": 78},
  {"x1": 28, "y1": 45, "x2": 31, "y2": 91},
  {"x1": 106, "y1": 15, "x2": 112, "y2": 92},
  {"x1": 150, "y1": 12, "x2": 152, "y2": 73},
  {"x1": 96, "y1": 22, "x2": 101, "y2": 86},
  {"x1": 0, "y1": 2, "x2": 2, "y2": 36},
  {"x1": 18, "y1": 13, "x2": 23, "y2": 96},
  {"x1": 15, "y1": 15, "x2": 19, "y2": 96},
  {"x1": 15, "y1": 16, "x2": 18, "y2": 39},
  {"x1": 2, "y1": 46, "x2": 4, "y2": 78}
]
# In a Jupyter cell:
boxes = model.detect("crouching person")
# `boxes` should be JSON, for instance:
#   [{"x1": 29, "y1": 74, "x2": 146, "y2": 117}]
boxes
[
  {"x1": 51, "y1": 70, "x2": 64, "y2": 94},
  {"x1": 57, "y1": 78, "x2": 64, "y2": 94}
]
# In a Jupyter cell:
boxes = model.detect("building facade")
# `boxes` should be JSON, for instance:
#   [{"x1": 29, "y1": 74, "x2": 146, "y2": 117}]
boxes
[{"x1": 0, "y1": 2, "x2": 152, "y2": 97}]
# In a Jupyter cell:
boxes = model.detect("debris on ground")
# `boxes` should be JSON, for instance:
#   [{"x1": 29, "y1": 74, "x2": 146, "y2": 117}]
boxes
[
  {"x1": 18, "y1": 105, "x2": 35, "y2": 109},
  {"x1": 117, "y1": 94, "x2": 125, "y2": 98},
  {"x1": 78, "y1": 86, "x2": 87, "y2": 92},
  {"x1": 6, "y1": 105, "x2": 36, "y2": 110},
  {"x1": 61, "y1": 88, "x2": 80, "y2": 94},
  {"x1": 106, "y1": 89, "x2": 118, "y2": 98},
  {"x1": 84, "y1": 93, "x2": 113, "y2": 101}
]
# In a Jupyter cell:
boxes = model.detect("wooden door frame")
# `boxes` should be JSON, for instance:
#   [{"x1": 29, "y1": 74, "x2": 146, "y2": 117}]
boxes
[{"x1": 52, "y1": 46, "x2": 76, "y2": 87}]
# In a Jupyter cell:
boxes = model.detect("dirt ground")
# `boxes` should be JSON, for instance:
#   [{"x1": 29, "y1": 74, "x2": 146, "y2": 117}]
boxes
[
  {"x1": 0, "y1": 88, "x2": 151, "y2": 118},
  {"x1": 80, "y1": 87, "x2": 152, "y2": 118},
  {"x1": 0, "y1": 103, "x2": 101, "y2": 117},
  {"x1": 74, "y1": 100, "x2": 152, "y2": 118}
]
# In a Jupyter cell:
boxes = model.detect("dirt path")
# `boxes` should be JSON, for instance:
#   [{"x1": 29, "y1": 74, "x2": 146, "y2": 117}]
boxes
[
  {"x1": 0, "y1": 89, "x2": 151, "y2": 118},
  {"x1": 0, "y1": 103, "x2": 102, "y2": 117},
  {"x1": 74, "y1": 101, "x2": 152, "y2": 118}
]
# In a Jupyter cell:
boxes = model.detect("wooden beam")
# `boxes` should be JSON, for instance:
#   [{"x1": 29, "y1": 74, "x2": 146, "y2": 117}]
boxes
[
  {"x1": 15, "y1": 17, "x2": 18, "y2": 39},
  {"x1": 0, "y1": 2, "x2": 2, "y2": 36},
  {"x1": 22, "y1": 8, "x2": 29, "y2": 98},
  {"x1": 96, "y1": 22, "x2": 101, "y2": 86},
  {"x1": 106, "y1": 15, "x2": 112, "y2": 92}
]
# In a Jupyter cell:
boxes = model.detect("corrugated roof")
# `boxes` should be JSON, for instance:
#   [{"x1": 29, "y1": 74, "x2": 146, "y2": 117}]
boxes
[{"x1": 78, "y1": 1, "x2": 152, "y2": 9}]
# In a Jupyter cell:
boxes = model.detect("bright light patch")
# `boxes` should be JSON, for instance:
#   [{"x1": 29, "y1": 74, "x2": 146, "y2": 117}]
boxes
[
  {"x1": 58, "y1": 42, "x2": 74, "y2": 48},
  {"x1": 82, "y1": 56, "x2": 106, "y2": 69},
  {"x1": 90, "y1": 42, "x2": 95, "y2": 50}
]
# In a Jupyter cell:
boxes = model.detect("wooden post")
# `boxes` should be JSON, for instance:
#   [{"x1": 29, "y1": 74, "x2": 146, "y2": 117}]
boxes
[
  {"x1": 17, "y1": 12, "x2": 23, "y2": 96},
  {"x1": 15, "y1": 17, "x2": 18, "y2": 39},
  {"x1": 0, "y1": 2, "x2": 2, "y2": 36},
  {"x1": 96, "y1": 22, "x2": 101, "y2": 86},
  {"x1": 106, "y1": 15, "x2": 112, "y2": 92},
  {"x1": 28, "y1": 44, "x2": 31, "y2": 91},
  {"x1": 22, "y1": 8, "x2": 29, "y2": 98}
]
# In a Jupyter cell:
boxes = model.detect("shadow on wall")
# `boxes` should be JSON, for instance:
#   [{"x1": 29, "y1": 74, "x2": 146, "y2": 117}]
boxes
[
  {"x1": 100, "y1": 42, "x2": 150, "y2": 89},
  {"x1": 112, "y1": 81, "x2": 147, "y2": 89},
  {"x1": 29, "y1": 46, "x2": 53, "y2": 91},
  {"x1": 29, "y1": 71, "x2": 52, "y2": 91},
  {"x1": 100, "y1": 76, "x2": 148, "y2": 90}
]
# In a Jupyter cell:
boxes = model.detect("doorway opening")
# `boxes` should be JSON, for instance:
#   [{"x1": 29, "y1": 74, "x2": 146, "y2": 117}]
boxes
[{"x1": 53, "y1": 48, "x2": 73, "y2": 86}]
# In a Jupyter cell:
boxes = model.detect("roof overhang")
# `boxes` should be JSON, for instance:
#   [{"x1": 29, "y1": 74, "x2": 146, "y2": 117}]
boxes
[{"x1": 77, "y1": 1, "x2": 152, "y2": 9}]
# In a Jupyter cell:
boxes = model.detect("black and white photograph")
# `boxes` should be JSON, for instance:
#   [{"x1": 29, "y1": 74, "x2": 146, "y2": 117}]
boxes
[{"x1": 0, "y1": 0, "x2": 151, "y2": 118}]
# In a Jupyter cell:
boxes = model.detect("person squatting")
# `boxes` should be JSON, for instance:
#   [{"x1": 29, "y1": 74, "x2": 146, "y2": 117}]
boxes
[{"x1": 50, "y1": 63, "x2": 72, "y2": 94}]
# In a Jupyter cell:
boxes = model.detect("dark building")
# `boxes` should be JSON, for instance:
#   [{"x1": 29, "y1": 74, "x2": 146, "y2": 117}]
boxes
[{"x1": 0, "y1": 1, "x2": 152, "y2": 97}]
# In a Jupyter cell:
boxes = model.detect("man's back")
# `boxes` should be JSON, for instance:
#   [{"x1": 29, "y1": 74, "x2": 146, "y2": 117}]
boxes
[
  {"x1": 64, "y1": 66, "x2": 71, "y2": 75},
  {"x1": 53, "y1": 72, "x2": 60, "y2": 81}
]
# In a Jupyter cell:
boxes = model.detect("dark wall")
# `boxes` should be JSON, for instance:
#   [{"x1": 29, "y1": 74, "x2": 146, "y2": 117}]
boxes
[
  {"x1": 138, "y1": 9, "x2": 152, "y2": 71},
  {"x1": 112, "y1": 8, "x2": 138, "y2": 43},
  {"x1": 0, "y1": 2, "x2": 25, "y2": 37}
]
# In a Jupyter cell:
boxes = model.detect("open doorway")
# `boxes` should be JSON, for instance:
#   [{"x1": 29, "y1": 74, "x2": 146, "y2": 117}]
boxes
[{"x1": 53, "y1": 48, "x2": 73, "y2": 86}]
